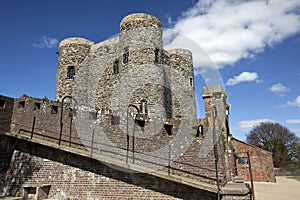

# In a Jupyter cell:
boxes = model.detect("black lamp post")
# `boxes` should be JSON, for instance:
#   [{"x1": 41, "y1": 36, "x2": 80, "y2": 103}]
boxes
[
  {"x1": 59, "y1": 95, "x2": 73, "y2": 146},
  {"x1": 126, "y1": 104, "x2": 140, "y2": 164}
]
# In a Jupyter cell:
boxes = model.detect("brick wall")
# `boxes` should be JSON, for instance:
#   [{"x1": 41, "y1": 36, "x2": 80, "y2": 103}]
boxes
[
  {"x1": 10, "y1": 95, "x2": 82, "y2": 148},
  {"x1": 0, "y1": 95, "x2": 14, "y2": 134},
  {"x1": 232, "y1": 138, "x2": 276, "y2": 182},
  {"x1": 0, "y1": 137, "x2": 218, "y2": 199},
  {"x1": 5, "y1": 94, "x2": 226, "y2": 185},
  {"x1": 0, "y1": 93, "x2": 252, "y2": 199}
]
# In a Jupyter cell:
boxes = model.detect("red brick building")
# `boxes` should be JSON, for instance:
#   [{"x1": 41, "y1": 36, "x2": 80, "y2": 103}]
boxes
[{"x1": 232, "y1": 138, "x2": 276, "y2": 182}]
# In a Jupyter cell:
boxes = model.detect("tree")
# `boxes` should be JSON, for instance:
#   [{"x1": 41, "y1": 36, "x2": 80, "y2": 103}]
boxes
[{"x1": 246, "y1": 122, "x2": 300, "y2": 168}]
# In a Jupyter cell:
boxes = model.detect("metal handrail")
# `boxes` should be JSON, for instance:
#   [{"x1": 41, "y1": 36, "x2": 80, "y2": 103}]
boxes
[
  {"x1": 212, "y1": 105, "x2": 221, "y2": 200},
  {"x1": 11, "y1": 115, "x2": 227, "y2": 185},
  {"x1": 59, "y1": 95, "x2": 73, "y2": 146},
  {"x1": 224, "y1": 151, "x2": 255, "y2": 200}
]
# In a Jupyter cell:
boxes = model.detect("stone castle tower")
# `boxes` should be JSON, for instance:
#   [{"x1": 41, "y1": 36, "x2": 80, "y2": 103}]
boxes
[{"x1": 56, "y1": 13, "x2": 197, "y2": 136}]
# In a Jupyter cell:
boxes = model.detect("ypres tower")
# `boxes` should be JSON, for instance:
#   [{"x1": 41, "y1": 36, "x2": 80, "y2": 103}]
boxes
[{"x1": 55, "y1": 13, "x2": 197, "y2": 149}]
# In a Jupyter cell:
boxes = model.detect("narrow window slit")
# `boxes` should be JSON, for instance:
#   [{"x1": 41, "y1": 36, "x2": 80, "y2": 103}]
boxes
[{"x1": 67, "y1": 66, "x2": 75, "y2": 80}]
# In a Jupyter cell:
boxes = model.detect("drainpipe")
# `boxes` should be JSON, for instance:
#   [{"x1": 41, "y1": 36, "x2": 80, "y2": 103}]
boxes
[{"x1": 212, "y1": 105, "x2": 221, "y2": 200}]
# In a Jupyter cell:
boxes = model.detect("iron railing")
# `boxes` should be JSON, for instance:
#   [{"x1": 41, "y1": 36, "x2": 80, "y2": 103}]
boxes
[{"x1": 9, "y1": 117, "x2": 225, "y2": 185}]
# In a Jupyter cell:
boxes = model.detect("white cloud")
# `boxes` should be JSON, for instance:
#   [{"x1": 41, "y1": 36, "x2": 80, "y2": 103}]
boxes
[
  {"x1": 34, "y1": 36, "x2": 58, "y2": 48},
  {"x1": 268, "y1": 83, "x2": 290, "y2": 93},
  {"x1": 287, "y1": 95, "x2": 300, "y2": 108},
  {"x1": 290, "y1": 127, "x2": 300, "y2": 135},
  {"x1": 285, "y1": 119, "x2": 300, "y2": 124},
  {"x1": 226, "y1": 71, "x2": 260, "y2": 86},
  {"x1": 238, "y1": 119, "x2": 271, "y2": 131},
  {"x1": 164, "y1": 0, "x2": 300, "y2": 68}
]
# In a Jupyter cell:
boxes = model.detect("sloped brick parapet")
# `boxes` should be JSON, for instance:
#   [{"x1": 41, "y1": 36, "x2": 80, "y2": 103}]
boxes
[{"x1": 0, "y1": 133, "x2": 251, "y2": 199}]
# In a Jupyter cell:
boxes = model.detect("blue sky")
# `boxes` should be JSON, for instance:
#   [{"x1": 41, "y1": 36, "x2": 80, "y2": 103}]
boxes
[{"x1": 1, "y1": 0, "x2": 299, "y2": 140}]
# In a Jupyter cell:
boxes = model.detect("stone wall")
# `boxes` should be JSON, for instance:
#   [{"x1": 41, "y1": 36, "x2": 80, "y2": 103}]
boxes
[
  {"x1": 0, "y1": 95, "x2": 14, "y2": 134},
  {"x1": 232, "y1": 138, "x2": 276, "y2": 182},
  {"x1": 54, "y1": 13, "x2": 198, "y2": 180},
  {"x1": 201, "y1": 86, "x2": 232, "y2": 182},
  {"x1": 202, "y1": 86, "x2": 227, "y2": 128},
  {"x1": 171, "y1": 138, "x2": 227, "y2": 185},
  {"x1": 56, "y1": 13, "x2": 196, "y2": 135},
  {"x1": 56, "y1": 38, "x2": 93, "y2": 101}
]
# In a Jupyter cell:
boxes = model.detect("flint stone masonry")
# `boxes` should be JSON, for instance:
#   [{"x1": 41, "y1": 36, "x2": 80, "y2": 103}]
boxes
[
  {"x1": 55, "y1": 13, "x2": 197, "y2": 162},
  {"x1": 56, "y1": 12, "x2": 196, "y2": 122},
  {"x1": 202, "y1": 85, "x2": 227, "y2": 128},
  {"x1": 56, "y1": 38, "x2": 93, "y2": 101}
]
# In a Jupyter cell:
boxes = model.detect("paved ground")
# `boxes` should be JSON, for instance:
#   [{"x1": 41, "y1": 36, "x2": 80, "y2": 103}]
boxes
[{"x1": 254, "y1": 176, "x2": 300, "y2": 200}]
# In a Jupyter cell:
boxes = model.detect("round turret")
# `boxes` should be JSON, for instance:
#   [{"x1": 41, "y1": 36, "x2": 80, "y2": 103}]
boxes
[
  {"x1": 59, "y1": 37, "x2": 93, "y2": 49},
  {"x1": 119, "y1": 13, "x2": 163, "y2": 66},
  {"x1": 56, "y1": 37, "x2": 93, "y2": 101},
  {"x1": 168, "y1": 49, "x2": 193, "y2": 65},
  {"x1": 120, "y1": 13, "x2": 162, "y2": 32},
  {"x1": 168, "y1": 49, "x2": 194, "y2": 83}
]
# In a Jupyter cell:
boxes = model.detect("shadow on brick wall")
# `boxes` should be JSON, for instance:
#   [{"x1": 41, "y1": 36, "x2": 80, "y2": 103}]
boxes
[
  {"x1": 0, "y1": 138, "x2": 41, "y2": 197},
  {"x1": 1, "y1": 137, "x2": 217, "y2": 199}
]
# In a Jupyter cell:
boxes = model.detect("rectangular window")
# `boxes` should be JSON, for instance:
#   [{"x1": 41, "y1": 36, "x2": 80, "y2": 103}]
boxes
[
  {"x1": 18, "y1": 101, "x2": 25, "y2": 109},
  {"x1": 238, "y1": 157, "x2": 249, "y2": 165},
  {"x1": 111, "y1": 115, "x2": 120, "y2": 125},
  {"x1": 155, "y1": 48, "x2": 159, "y2": 63},
  {"x1": 0, "y1": 100, "x2": 5, "y2": 108},
  {"x1": 113, "y1": 60, "x2": 119, "y2": 74},
  {"x1": 89, "y1": 111, "x2": 97, "y2": 120},
  {"x1": 34, "y1": 102, "x2": 40, "y2": 111},
  {"x1": 164, "y1": 124, "x2": 173, "y2": 135},
  {"x1": 69, "y1": 108, "x2": 76, "y2": 117},
  {"x1": 139, "y1": 99, "x2": 148, "y2": 115},
  {"x1": 123, "y1": 47, "x2": 129, "y2": 64},
  {"x1": 51, "y1": 105, "x2": 58, "y2": 114},
  {"x1": 67, "y1": 66, "x2": 75, "y2": 80},
  {"x1": 190, "y1": 77, "x2": 194, "y2": 87}
]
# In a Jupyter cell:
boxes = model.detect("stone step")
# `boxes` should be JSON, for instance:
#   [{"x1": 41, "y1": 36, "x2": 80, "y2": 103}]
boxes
[{"x1": 233, "y1": 176, "x2": 245, "y2": 183}]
